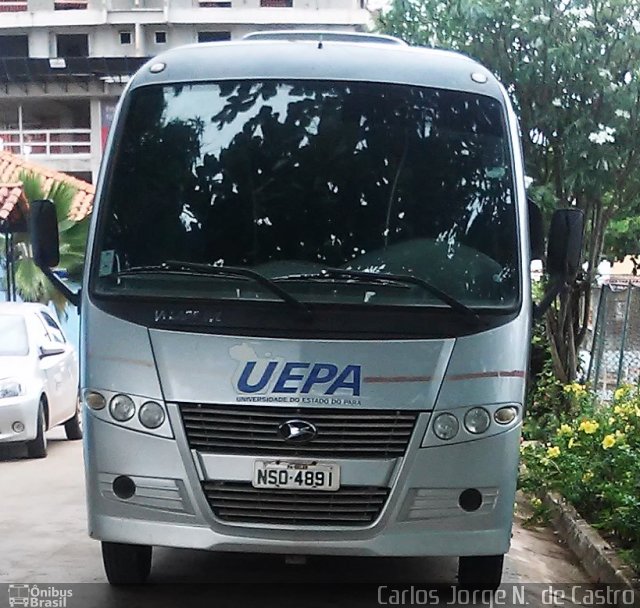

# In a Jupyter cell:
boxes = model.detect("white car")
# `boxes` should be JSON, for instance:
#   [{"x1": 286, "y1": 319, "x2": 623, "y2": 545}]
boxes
[{"x1": 0, "y1": 302, "x2": 81, "y2": 458}]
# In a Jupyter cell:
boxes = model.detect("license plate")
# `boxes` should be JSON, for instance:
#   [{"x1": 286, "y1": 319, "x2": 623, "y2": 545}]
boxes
[{"x1": 252, "y1": 460, "x2": 340, "y2": 491}]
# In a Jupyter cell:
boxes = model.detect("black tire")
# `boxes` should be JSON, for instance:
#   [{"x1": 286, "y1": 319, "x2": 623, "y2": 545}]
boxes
[
  {"x1": 457, "y1": 554, "x2": 504, "y2": 591},
  {"x1": 64, "y1": 398, "x2": 83, "y2": 440},
  {"x1": 102, "y1": 542, "x2": 152, "y2": 585},
  {"x1": 26, "y1": 403, "x2": 48, "y2": 459}
]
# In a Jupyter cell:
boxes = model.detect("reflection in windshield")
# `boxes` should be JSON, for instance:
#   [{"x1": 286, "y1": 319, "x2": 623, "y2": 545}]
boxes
[{"x1": 97, "y1": 80, "x2": 518, "y2": 307}]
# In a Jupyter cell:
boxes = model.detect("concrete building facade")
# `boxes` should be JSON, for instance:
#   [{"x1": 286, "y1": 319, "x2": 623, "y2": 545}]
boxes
[{"x1": 0, "y1": 0, "x2": 370, "y2": 181}]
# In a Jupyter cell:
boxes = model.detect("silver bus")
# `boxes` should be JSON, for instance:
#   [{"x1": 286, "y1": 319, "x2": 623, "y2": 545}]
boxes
[{"x1": 30, "y1": 32, "x2": 583, "y2": 588}]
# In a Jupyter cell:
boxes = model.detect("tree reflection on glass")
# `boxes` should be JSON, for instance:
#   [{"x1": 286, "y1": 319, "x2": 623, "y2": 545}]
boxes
[{"x1": 102, "y1": 80, "x2": 518, "y2": 306}]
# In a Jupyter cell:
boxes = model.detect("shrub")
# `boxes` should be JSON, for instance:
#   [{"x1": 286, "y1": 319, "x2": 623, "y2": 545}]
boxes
[{"x1": 520, "y1": 384, "x2": 640, "y2": 572}]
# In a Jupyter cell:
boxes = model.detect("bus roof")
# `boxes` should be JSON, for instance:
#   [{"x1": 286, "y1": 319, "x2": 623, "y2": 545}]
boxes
[
  {"x1": 242, "y1": 30, "x2": 406, "y2": 45},
  {"x1": 128, "y1": 37, "x2": 506, "y2": 102}
]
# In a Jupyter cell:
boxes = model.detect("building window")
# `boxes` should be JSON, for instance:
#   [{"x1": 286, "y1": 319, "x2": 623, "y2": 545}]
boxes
[
  {"x1": 56, "y1": 34, "x2": 89, "y2": 58},
  {"x1": 199, "y1": 1, "x2": 232, "y2": 6},
  {"x1": 197, "y1": 31, "x2": 231, "y2": 43},
  {"x1": 119, "y1": 31, "x2": 132, "y2": 45},
  {"x1": 0, "y1": 0, "x2": 27, "y2": 12},
  {"x1": 155, "y1": 31, "x2": 167, "y2": 44},
  {"x1": 54, "y1": 0, "x2": 88, "y2": 10},
  {"x1": 260, "y1": 0, "x2": 293, "y2": 6},
  {"x1": 0, "y1": 35, "x2": 28, "y2": 57}
]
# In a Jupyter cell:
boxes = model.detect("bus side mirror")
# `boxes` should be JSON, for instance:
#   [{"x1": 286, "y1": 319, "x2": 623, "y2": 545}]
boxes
[
  {"x1": 546, "y1": 208, "x2": 584, "y2": 281},
  {"x1": 528, "y1": 199, "x2": 544, "y2": 261},
  {"x1": 30, "y1": 199, "x2": 60, "y2": 268},
  {"x1": 29, "y1": 199, "x2": 81, "y2": 307},
  {"x1": 533, "y1": 208, "x2": 584, "y2": 321}
]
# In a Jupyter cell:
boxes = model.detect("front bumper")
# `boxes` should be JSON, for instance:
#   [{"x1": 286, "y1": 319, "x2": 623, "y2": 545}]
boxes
[
  {"x1": 84, "y1": 408, "x2": 521, "y2": 558},
  {"x1": 0, "y1": 392, "x2": 40, "y2": 443}
]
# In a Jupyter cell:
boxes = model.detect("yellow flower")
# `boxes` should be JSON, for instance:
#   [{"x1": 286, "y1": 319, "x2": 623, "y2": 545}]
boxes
[
  {"x1": 608, "y1": 416, "x2": 616, "y2": 425},
  {"x1": 582, "y1": 471, "x2": 594, "y2": 482},
  {"x1": 531, "y1": 497, "x2": 542, "y2": 508},
  {"x1": 602, "y1": 434, "x2": 616, "y2": 449},
  {"x1": 557, "y1": 424, "x2": 573, "y2": 437},
  {"x1": 547, "y1": 446, "x2": 561, "y2": 458},
  {"x1": 563, "y1": 383, "x2": 587, "y2": 398},
  {"x1": 568, "y1": 437, "x2": 576, "y2": 448},
  {"x1": 578, "y1": 420, "x2": 599, "y2": 434},
  {"x1": 625, "y1": 424, "x2": 632, "y2": 432},
  {"x1": 614, "y1": 430, "x2": 626, "y2": 442},
  {"x1": 613, "y1": 405, "x2": 626, "y2": 417},
  {"x1": 614, "y1": 386, "x2": 627, "y2": 401}
]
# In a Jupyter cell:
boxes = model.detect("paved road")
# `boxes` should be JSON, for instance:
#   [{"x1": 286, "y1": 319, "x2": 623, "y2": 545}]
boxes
[{"x1": 0, "y1": 428, "x2": 592, "y2": 607}]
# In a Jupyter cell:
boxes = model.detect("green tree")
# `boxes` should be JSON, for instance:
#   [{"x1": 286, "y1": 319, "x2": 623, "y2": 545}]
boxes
[
  {"x1": 1, "y1": 172, "x2": 89, "y2": 316},
  {"x1": 378, "y1": 0, "x2": 640, "y2": 384},
  {"x1": 603, "y1": 216, "x2": 640, "y2": 275}
]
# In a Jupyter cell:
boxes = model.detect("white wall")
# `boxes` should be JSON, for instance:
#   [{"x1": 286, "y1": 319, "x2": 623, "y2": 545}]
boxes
[
  {"x1": 2, "y1": 0, "x2": 370, "y2": 39},
  {"x1": 29, "y1": 29, "x2": 51, "y2": 58}
]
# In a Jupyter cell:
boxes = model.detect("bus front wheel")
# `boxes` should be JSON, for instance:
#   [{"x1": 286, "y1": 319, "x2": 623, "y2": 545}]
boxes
[
  {"x1": 457, "y1": 554, "x2": 504, "y2": 591},
  {"x1": 102, "y1": 542, "x2": 152, "y2": 584}
]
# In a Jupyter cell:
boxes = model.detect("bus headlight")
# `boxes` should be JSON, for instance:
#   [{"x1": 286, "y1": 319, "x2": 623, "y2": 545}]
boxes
[
  {"x1": 464, "y1": 407, "x2": 491, "y2": 434},
  {"x1": 139, "y1": 401, "x2": 165, "y2": 429},
  {"x1": 84, "y1": 390, "x2": 106, "y2": 410},
  {"x1": 494, "y1": 406, "x2": 518, "y2": 425},
  {"x1": 433, "y1": 413, "x2": 459, "y2": 440},
  {"x1": 109, "y1": 394, "x2": 136, "y2": 422}
]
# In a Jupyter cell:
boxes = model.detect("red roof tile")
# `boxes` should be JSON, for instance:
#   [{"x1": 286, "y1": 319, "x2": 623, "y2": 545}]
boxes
[
  {"x1": 0, "y1": 183, "x2": 28, "y2": 225},
  {"x1": 0, "y1": 151, "x2": 94, "y2": 223}
]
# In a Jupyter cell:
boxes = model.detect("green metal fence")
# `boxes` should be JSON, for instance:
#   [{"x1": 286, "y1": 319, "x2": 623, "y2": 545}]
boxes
[{"x1": 586, "y1": 284, "x2": 640, "y2": 399}]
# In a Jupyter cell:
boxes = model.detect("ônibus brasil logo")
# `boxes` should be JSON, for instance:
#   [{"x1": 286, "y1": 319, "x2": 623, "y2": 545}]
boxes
[
  {"x1": 230, "y1": 344, "x2": 361, "y2": 398},
  {"x1": 8, "y1": 585, "x2": 72, "y2": 608}
]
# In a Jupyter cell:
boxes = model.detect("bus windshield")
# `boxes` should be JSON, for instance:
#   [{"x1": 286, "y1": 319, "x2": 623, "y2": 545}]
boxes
[{"x1": 94, "y1": 79, "x2": 519, "y2": 310}]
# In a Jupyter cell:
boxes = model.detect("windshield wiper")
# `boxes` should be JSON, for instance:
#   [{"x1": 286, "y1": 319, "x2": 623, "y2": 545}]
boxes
[
  {"x1": 112, "y1": 261, "x2": 311, "y2": 316},
  {"x1": 273, "y1": 267, "x2": 478, "y2": 319}
]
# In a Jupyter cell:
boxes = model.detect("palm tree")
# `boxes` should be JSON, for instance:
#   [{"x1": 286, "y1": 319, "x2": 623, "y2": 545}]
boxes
[{"x1": 1, "y1": 171, "x2": 89, "y2": 317}]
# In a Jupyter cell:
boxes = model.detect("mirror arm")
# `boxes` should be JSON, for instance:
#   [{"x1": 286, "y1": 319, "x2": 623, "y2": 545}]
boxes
[
  {"x1": 532, "y1": 278, "x2": 566, "y2": 322},
  {"x1": 40, "y1": 266, "x2": 81, "y2": 308}
]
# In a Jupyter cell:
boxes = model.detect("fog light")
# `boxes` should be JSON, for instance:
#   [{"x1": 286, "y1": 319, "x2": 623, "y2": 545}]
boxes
[
  {"x1": 84, "y1": 390, "x2": 106, "y2": 410},
  {"x1": 113, "y1": 475, "x2": 136, "y2": 499},
  {"x1": 109, "y1": 394, "x2": 135, "y2": 422},
  {"x1": 459, "y1": 488, "x2": 483, "y2": 512},
  {"x1": 494, "y1": 406, "x2": 518, "y2": 425},
  {"x1": 139, "y1": 401, "x2": 165, "y2": 429},
  {"x1": 433, "y1": 413, "x2": 459, "y2": 440},
  {"x1": 12, "y1": 421, "x2": 24, "y2": 433},
  {"x1": 464, "y1": 407, "x2": 491, "y2": 434}
]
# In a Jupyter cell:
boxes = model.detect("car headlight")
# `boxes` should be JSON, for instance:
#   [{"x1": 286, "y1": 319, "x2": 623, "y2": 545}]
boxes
[
  {"x1": 433, "y1": 413, "x2": 459, "y2": 440},
  {"x1": 464, "y1": 407, "x2": 491, "y2": 434},
  {"x1": 139, "y1": 401, "x2": 165, "y2": 429},
  {"x1": 109, "y1": 394, "x2": 136, "y2": 422},
  {"x1": 0, "y1": 378, "x2": 23, "y2": 399}
]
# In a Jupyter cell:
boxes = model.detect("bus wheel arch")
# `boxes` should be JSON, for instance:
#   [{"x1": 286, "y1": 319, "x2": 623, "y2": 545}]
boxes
[
  {"x1": 101, "y1": 542, "x2": 152, "y2": 584},
  {"x1": 457, "y1": 554, "x2": 504, "y2": 591}
]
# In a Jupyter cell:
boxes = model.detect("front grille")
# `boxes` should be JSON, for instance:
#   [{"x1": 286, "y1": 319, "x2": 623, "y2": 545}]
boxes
[
  {"x1": 203, "y1": 481, "x2": 389, "y2": 526},
  {"x1": 179, "y1": 404, "x2": 419, "y2": 458}
]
